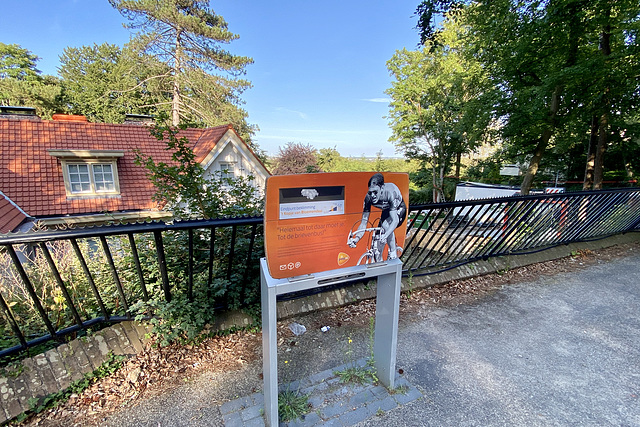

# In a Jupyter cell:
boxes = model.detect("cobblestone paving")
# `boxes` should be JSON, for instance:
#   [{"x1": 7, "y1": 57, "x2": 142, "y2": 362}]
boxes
[{"x1": 220, "y1": 359, "x2": 422, "y2": 427}]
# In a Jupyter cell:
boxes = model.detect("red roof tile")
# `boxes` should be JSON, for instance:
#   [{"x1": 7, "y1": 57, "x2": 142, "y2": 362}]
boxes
[
  {"x1": 0, "y1": 118, "x2": 234, "y2": 219},
  {"x1": 0, "y1": 191, "x2": 28, "y2": 233}
]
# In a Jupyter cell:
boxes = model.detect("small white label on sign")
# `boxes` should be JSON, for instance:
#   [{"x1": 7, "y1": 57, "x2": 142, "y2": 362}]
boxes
[{"x1": 279, "y1": 200, "x2": 344, "y2": 220}]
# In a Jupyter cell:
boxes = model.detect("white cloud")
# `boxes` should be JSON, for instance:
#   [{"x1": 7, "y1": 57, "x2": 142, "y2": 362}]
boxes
[
  {"x1": 275, "y1": 107, "x2": 308, "y2": 120},
  {"x1": 362, "y1": 98, "x2": 390, "y2": 103}
]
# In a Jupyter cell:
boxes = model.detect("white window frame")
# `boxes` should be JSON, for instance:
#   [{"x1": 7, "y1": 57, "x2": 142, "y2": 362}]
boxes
[
  {"x1": 65, "y1": 161, "x2": 118, "y2": 195},
  {"x1": 48, "y1": 150, "x2": 123, "y2": 197},
  {"x1": 220, "y1": 162, "x2": 236, "y2": 179}
]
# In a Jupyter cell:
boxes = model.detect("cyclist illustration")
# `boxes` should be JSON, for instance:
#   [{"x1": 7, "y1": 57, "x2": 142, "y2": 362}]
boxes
[{"x1": 347, "y1": 173, "x2": 407, "y2": 262}]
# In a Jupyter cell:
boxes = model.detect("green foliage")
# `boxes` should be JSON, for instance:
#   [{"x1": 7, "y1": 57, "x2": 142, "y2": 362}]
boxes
[
  {"x1": 130, "y1": 117, "x2": 264, "y2": 344},
  {"x1": 334, "y1": 318, "x2": 378, "y2": 386},
  {"x1": 58, "y1": 42, "x2": 162, "y2": 123},
  {"x1": 405, "y1": 271, "x2": 415, "y2": 299},
  {"x1": 0, "y1": 225, "x2": 262, "y2": 354},
  {"x1": 463, "y1": 158, "x2": 504, "y2": 185},
  {"x1": 412, "y1": 1, "x2": 640, "y2": 192},
  {"x1": 0, "y1": 360, "x2": 25, "y2": 378},
  {"x1": 415, "y1": 0, "x2": 464, "y2": 46},
  {"x1": 278, "y1": 389, "x2": 310, "y2": 422},
  {"x1": 314, "y1": 147, "x2": 420, "y2": 174},
  {"x1": 130, "y1": 230, "x2": 262, "y2": 346},
  {"x1": 408, "y1": 167, "x2": 458, "y2": 203},
  {"x1": 109, "y1": 0, "x2": 256, "y2": 144},
  {"x1": 386, "y1": 11, "x2": 492, "y2": 202},
  {"x1": 0, "y1": 42, "x2": 65, "y2": 119},
  {"x1": 0, "y1": 43, "x2": 40, "y2": 80},
  {"x1": 390, "y1": 384, "x2": 409, "y2": 395},
  {"x1": 463, "y1": 0, "x2": 640, "y2": 192},
  {"x1": 0, "y1": 237, "x2": 141, "y2": 352},
  {"x1": 135, "y1": 116, "x2": 263, "y2": 219},
  {"x1": 0, "y1": 117, "x2": 265, "y2": 350}
]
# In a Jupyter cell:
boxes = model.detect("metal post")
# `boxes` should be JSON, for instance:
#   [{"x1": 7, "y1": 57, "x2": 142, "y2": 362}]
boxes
[
  {"x1": 260, "y1": 258, "x2": 402, "y2": 426},
  {"x1": 373, "y1": 263, "x2": 402, "y2": 388},
  {"x1": 261, "y1": 264, "x2": 279, "y2": 427}
]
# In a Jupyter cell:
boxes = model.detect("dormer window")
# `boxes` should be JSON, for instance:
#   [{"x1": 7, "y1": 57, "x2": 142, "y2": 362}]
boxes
[
  {"x1": 67, "y1": 163, "x2": 116, "y2": 194},
  {"x1": 48, "y1": 150, "x2": 124, "y2": 197}
]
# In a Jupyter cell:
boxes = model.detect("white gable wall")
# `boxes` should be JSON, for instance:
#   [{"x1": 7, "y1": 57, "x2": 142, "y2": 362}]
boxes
[{"x1": 200, "y1": 130, "x2": 269, "y2": 194}]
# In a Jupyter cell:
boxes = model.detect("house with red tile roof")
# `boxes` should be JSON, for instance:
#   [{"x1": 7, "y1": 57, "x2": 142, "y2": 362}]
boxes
[{"x1": 0, "y1": 108, "x2": 270, "y2": 232}]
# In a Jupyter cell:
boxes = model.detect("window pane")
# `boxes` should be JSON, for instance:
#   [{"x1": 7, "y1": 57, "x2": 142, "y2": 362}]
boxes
[
  {"x1": 67, "y1": 164, "x2": 91, "y2": 193},
  {"x1": 92, "y1": 163, "x2": 115, "y2": 192},
  {"x1": 221, "y1": 163, "x2": 234, "y2": 179}
]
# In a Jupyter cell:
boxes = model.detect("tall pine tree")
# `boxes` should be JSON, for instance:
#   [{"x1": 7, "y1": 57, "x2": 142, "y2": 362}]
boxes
[{"x1": 109, "y1": 0, "x2": 255, "y2": 140}]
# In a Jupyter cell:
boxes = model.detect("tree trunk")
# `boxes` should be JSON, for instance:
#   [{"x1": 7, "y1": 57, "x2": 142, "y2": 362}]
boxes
[
  {"x1": 438, "y1": 163, "x2": 445, "y2": 202},
  {"x1": 454, "y1": 151, "x2": 461, "y2": 179},
  {"x1": 593, "y1": 112, "x2": 608, "y2": 190},
  {"x1": 582, "y1": 115, "x2": 599, "y2": 190},
  {"x1": 172, "y1": 29, "x2": 183, "y2": 126},
  {"x1": 593, "y1": 23, "x2": 611, "y2": 191},
  {"x1": 520, "y1": 86, "x2": 560, "y2": 195},
  {"x1": 432, "y1": 162, "x2": 438, "y2": 203}
]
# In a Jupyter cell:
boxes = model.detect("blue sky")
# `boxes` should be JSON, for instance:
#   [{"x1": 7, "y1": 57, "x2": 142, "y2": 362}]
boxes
[{"x1": 0, "y1": 0, "x2": 420, "y2": 157}]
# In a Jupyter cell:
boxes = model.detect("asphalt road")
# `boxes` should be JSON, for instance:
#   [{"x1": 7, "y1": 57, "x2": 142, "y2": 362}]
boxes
[
  {"x1": 365, "y1": 249, "x2": 640, "y2": 426},
  {"x1": 105, "y1": 248, "x2": 640, "y2": 426}
]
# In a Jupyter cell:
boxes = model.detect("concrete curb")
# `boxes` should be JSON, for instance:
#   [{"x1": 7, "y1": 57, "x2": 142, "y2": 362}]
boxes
[{"x1": 277, "y1": 233, "x2": 640, "y2": 319}]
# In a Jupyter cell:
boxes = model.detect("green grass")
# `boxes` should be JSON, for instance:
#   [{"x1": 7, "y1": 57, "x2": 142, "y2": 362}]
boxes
[{"x1": 278, "y1": 389, "x2": 310, "y2": 422}]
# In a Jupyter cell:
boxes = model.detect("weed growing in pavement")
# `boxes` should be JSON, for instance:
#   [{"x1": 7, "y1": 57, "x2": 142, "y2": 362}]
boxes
[
  {"x1": 366, "y1": 316, "x2": 378, "y2": 382},
  {"x1": 278, "y1": 389, "x2": 310, "y2": 422},
  {"x1": 496, "y1": 266, "x2": 511, "y2": 275},
  {"x1": 406, "y1": 271, "x2": 415, "y2": 299},
  {"x1": 390, "y1": 384, "x2": 409, "y2": 395},
  {"x1": 335, "y1": 317, "x2": 378, "y2": 385},
  {"x1": 278, "y1": 359, "x2": 311, "y2": 422},
  {"x1": 0, "y1": 360, "x2": 25, "y2": 378}
]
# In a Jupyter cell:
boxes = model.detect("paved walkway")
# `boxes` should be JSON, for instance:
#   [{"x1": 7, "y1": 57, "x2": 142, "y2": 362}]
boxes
[
  {"x1": 220, "y1": 359, "x2": 421, "y2": 427},
  {"x1": 102, "y1": 247, "x2": 640, "y2": 426},
  {"x1": 2, "y1": 239, "x2": 639, "y2": 426}
]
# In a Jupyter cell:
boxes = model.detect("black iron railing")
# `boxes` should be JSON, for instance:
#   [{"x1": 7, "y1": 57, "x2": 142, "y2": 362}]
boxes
[
  {"x1": 0, "y1": 217, "x2": 263, "y2": 358},
  {"x1": 403, "y1": 188, "x2": 640, "y2": 275},
  {"x1": 1, "y1": 188, "x2": 639, "y2": 357}
]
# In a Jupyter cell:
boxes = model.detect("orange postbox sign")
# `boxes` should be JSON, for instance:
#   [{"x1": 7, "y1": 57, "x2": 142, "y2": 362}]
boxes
[{"x1": 264, "y1": 172, "x2": 409, "y2": 279}]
